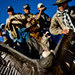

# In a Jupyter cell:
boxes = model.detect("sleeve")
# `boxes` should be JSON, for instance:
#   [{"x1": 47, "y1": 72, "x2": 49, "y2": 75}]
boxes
[
  {"x1": 5, "y1": 18, "x2": 10, "y2": 30},
  {"x1": 49, "y1": 15, "x2": 62, "y2": 35},
  {"x1": 14, "y1": 14, "x2": 26, "y2": 22},
  {"x1": 11, "y1": 14, "x2": 26, "y2": 27}
]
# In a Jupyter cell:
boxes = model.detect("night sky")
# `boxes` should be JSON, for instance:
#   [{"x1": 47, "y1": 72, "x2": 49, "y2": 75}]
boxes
[{"x1": 0, "y1": 0, "x2": 75, "y2": 24}]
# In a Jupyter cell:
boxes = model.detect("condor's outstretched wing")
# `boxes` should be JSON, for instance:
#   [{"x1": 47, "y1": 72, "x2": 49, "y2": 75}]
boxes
[{"x1": 0, "y1": 42, "x2": 54, "y2": 75}]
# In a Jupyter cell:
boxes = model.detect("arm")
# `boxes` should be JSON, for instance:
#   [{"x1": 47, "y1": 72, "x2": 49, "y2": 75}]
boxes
[
  {"x1": 50, "y1": 15, "x2": 69, "y2": 35},
  {"x1": 14, "y1": 14, "x2": 26, "y2": 23},
  {"x1": 5, "y1": 18, "x2": 11, "y2": 30},
  {"x1": 50, "y1": 16, "x2": 62, "y2": 35},
  {"x1": 36, "y1": 7, "x2": 45, "y2": 20}
]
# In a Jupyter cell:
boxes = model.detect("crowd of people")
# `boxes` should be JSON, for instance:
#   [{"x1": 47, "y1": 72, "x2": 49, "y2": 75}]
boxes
[{"x1": 0, "y1": 0, "x2": 75, "y2": 60}]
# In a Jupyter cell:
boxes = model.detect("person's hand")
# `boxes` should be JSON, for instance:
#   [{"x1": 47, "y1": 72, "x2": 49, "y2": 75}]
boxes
[
  {"x1": 61, "y1": 29, "x2": 69, "y2": 35},
  {"x1": 27, "y1": 18, "x2": 31, "y2": 22},
  {"x1": 39, "y1": 7, "x2": 45, "y2": 12}
]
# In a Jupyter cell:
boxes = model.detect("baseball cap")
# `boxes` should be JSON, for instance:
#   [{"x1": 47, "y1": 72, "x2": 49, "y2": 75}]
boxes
[
  {"x1": 23, "y1": 4, "x2": 30, "y2": 10},
  {"x1": 7, "y1": 6, "x2": 14, "y2": 12},
  {"x1": 37, "y1": 3, "x2": 45, "y2": 9}
]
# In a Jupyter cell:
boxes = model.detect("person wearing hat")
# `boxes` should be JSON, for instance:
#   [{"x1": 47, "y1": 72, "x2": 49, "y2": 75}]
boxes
[
  {"x1": 23, "y1": 4, "x2": 45, "y2": 59},
  {"x1": 23, "y1": 4, "x2": 40, "y2": 41},
  {"x1": 23, "y1": 4, "x2": 37, "y2": 28},
  {"x1": 49, "y1": 0, "x2": 75, "y2": 73},
  {"x1": 36, "y1": 3, "x2": 51, "y2": 36},
  {"x1": 23, "y1": 4, "x2": 32, "y2": 28},
  {"x1": 50, "y1": 0, "x2": 75, "y2": 35},
  {"x1": 6, "y1": 6, "x2": 15, "y2": 29},
  {"x1": 5, "y1": 6, "x2": 26, "y2": 46},
  {"x1": 6, "y1": 6, "x2": 26, "y2": 29},
  {"x1": 23, "y1": 4, "x2": 30, "y2": 19}
]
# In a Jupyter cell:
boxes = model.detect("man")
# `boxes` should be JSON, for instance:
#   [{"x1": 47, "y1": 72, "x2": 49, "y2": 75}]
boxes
[
  {"x1": 50, "y1": 0, "x2": 75, "y2": 73},
  {"x1": 37, "y1": 3, "x2": 57, "y2": 50},
  {"x1": 23, "y1": 4, "x2": 37, "y2": 28},
  {"x1": 23, "y1": 4, "x2": 40, "y2": 40},
  {"x1": 50, "y1": 0, "x2": 75, "y2": 35},
  {"x1": 5, "y1": 6, "x2": 25, "y2": 42},
  {"x1": 36, "y1": 3, "x2": 51, "y2": 35},
  {"x1": 23, "y1": 4, "x2": 41, "y2": 58}
]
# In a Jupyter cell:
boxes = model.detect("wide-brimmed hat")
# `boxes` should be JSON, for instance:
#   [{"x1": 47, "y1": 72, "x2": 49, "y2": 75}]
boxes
[{"x1": 53, "y1": 0, "x2": 72, "y2": 6}]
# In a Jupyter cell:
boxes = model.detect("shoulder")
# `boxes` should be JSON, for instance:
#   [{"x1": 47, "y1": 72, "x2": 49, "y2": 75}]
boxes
[
  {"x1": 6, "y1": 17, "x2": 9, "y2": 21},
  {"x1": 6, "y1": 17, "x2": 10, "y2": 23},
  {"x1": 51, "y1": 13, "x2": 60, "y2": 24},
  {"x1": 52, "y1": 13, "x2": 58, "y2": 21}
]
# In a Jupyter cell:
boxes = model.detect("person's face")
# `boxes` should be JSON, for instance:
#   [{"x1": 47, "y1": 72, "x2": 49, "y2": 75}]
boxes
[
  {"x1": 38, "y1": 7, "x2": 46, "y2": 12},
  {"x1": 58, "y1": 2, "x2": 68, "y2": 12},
  {"x1": 7, "y1": 11, "x2": 13, "y2": 15},
  {"x1": 24, "y1": 9, "x2": 30, "y2": 14}
]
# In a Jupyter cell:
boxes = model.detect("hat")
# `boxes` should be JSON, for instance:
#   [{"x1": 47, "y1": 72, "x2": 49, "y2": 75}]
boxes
[
  {"x1": 37, "y1": 3, "x2": 45, "y2": 9},
  {"x1": 53, "y1": 0, "x2": 72, "y2": 5},
  {"x1": 7, "y1": 6, "x2": 14, "y2": 12},
  {"x1": 23, "y1": 4, "x2": 30, "y2": 10}
]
